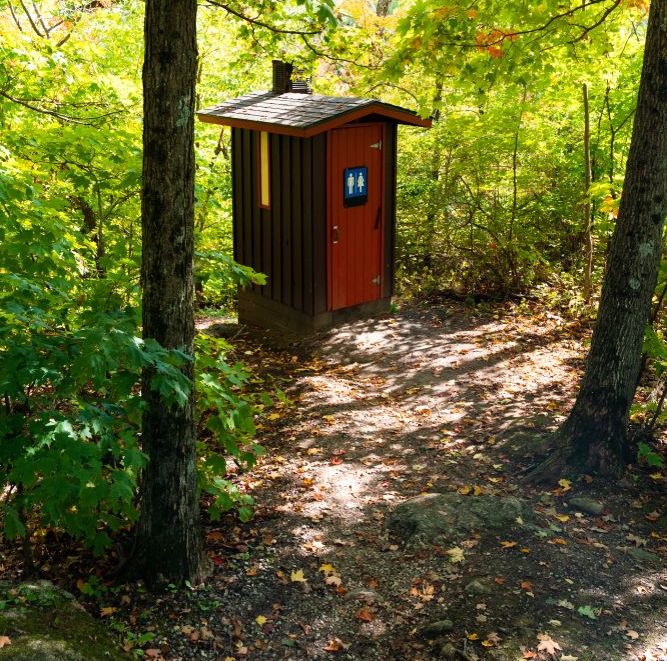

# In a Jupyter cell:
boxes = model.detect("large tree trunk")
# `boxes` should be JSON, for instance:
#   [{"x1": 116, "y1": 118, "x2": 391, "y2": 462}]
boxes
[
  {"x1": 127, "y1": 0, "x2": 205, "y2": 586},
  {"x1": 530, "y1": 0, "x2": 667, "y2": 481}
]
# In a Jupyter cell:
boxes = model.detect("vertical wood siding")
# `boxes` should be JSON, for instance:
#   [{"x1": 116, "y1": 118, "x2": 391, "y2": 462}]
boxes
[{"x1": 232, "y1": 128, "x2": 328, "y2": 316}]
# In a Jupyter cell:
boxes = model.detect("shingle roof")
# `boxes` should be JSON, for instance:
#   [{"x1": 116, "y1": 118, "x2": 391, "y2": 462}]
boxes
[{"x1": 197, "y1": 91, "x2": 431, "y2": 137}]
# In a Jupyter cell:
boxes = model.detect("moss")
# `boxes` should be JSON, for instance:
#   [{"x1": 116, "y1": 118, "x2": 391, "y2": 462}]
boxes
[{"x1": 0, "y1": 582, "x2": 129, "y2": 660}]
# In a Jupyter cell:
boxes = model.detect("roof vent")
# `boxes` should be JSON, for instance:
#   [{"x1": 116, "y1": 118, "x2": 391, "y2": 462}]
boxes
[{"x1": 272, "y1": 60, "x2": 312, "y2": 95}]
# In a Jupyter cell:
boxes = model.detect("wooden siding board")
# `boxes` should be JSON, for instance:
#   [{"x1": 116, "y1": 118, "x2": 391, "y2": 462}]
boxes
[
  {"x1": 302, "y1": 138, "x2": 314, "y2": 315},
  {"x1": 280, "y1": 135, "x2": 292, "y2": 308},
  {"x1": 384, "y1": 124, "x2": 397, "y2": 298},
  {"x1": 231, "y1": 128, "x2": 242, "y2": 263},
  {"x1": 291, "y1": 137, "x2": 303, "y2": 312},
  {"x1": 240, "y1": 129, "x2": 253, "y2": 267},
  {"x1": 250, "y1": 131, "x2": 261, "y2": 293},
  {"x1": 312, "y1": 133, "x2": 327, "y2": 314},
  {"x1": 270, "y1": 133, "x2": 282, "y2": 303}
]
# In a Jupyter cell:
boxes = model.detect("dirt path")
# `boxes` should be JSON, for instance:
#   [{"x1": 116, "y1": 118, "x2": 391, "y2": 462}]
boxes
[{"x1": 136, "y1": 302, "x2": 667, "y2": 660}]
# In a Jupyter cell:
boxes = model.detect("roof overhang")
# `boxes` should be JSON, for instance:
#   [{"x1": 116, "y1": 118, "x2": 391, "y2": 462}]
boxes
[{"x1": 197, "y1": 92, "x2": 432, "y2": 138}]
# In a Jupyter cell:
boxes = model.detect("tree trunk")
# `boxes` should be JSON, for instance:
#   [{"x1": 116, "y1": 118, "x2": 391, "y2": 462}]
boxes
[
  {"x1": 582, "y1": 82, "x2": 593, "y2": 303},
  {"x1": 127, "y1": 0, "x2": 205, "y2": 586},
  {"x1": 530, "y1": 0, "x2": 667, "y2": 481}
]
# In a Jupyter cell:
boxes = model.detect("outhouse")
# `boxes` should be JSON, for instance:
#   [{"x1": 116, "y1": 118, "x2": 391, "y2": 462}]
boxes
[{"x1": 197, "y1": 61, "x2": 431, "y2": 334}]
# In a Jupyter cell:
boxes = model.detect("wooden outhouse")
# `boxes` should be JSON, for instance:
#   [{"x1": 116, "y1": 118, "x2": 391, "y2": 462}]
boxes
[{"x1": 197, "y1": 61, "x2": 431, "y2": 334}]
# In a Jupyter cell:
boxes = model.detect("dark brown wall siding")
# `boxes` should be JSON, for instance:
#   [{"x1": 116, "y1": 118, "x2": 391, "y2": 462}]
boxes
[
  {"x1": 232, "y1": 128, "x2": 328, "y2": 315},
  {"x1": 383, "y1": 124, "x2": 397, "y2": 299}
]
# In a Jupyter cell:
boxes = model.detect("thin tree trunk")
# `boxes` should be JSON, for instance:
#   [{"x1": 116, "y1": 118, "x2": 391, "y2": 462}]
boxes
[
  {"x1": 583, "y1": 82, "x2": 593, "y2": 303},
  {"x1": 126, "y1": 0, "x2": 205, "y2": 587},
  {"x1": 529, "y1": 0, "x2": 667, "y2": 481}
]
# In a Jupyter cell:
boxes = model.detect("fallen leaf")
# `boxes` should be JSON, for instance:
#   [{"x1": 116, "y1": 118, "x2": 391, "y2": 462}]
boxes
[
  {"x1": 447, "y1": 546, "x2": 465, "y2": 563},
  {"x1": 536, "y1": 633, "x2": 561, "y2": 656},
  {"x1": 319, "y1": 564, "x2": 336, "y2": 573},
  {"x1": 0, "y1": 637, "x2": 10, "y2": 649},
  {"x1": 561, "y1": 656, "x2": 578, "y2": 661},
  {"x1": 645, "y1": 511, "x2": 660, "y2": 522},
  {"x1": 554, "y1": 514, "x2": 570, "y2": 523},
  {"x1": 290, "y1": 570, "x2": 307, "y2": 583},
  {"x1": 458, "y1": 485, "x2": 471, "y2": 495},
  {"x1": 558, "y1": 478, "x2": 572, "y2": 492},
  {"x1": 500, "y1": 541, "x2": 518, "y2": 549},
  {"x1": 356, "y1": 607, "x2": 374, "y2": 622},
  {"x1": 626, "y1": 630, "x2": 639, "y2": 640},
  {"x1": 255, "y1": 615, "x2": 267, "y2": 626},
  {"x1": 323, "y1": 638, "x2": 348, "y2": 652},
  {"x1": 100, "y1": 606, "x2": 117, "y2": 617}
]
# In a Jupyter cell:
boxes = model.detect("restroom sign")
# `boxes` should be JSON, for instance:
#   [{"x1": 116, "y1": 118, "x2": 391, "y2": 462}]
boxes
[{"x1": 343, "y1": 166, "x2": 368, "y2": 207}]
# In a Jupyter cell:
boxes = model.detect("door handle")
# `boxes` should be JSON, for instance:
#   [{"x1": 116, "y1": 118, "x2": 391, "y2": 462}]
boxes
[
  {"x1": 374, "y1": 207, "x2": 381, "y2": 230},
  {"x1": 332, "y1": 225, "x2": 340, "y2": 243}
]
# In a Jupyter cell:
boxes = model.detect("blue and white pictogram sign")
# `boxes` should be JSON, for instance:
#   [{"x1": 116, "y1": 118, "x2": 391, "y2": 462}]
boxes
[{"x1": 343, "y1": 166, "x2": 368, "y2": 206}]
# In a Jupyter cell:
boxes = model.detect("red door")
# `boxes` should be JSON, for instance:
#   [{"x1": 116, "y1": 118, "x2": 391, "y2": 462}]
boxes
[{"x1": 328, "y1": 124, "x2": 384, "y2": 311}]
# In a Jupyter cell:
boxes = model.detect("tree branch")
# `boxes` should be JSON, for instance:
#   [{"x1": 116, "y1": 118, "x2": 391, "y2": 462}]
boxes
[
  {"x1": 0, "y1": 90, "x2": 123, "y2": 126},
  {"x1": 205, "y1": 0, "x2": 321, "y2": 35}
]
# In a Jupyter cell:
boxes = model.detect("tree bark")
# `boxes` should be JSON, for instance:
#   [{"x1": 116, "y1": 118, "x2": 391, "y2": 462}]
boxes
[
  {"x1": 127, "y1": 0, "x2": 206, "y2": 586},
  {"x1": 582, "y1": 82, "x2": 593, "y2": 303},
  {"x1": 530, "y1": 0, "x2": 667, "y2": 481}
]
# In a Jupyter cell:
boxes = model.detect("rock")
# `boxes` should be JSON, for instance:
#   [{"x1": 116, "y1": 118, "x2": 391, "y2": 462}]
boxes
[
  {"x1": 628, "y1": 548, "x2": 661, "y2": 565},
  {"x1": 420, "y1": 620, "x2": 454, "y2": 638},
  {"x1": 568, "y1": 497, "x2": 604, "y2": 516},
  {"x1": 464, "y1": 578, "x2": 494, "y2": 595},
  {"x1": 438, "y1": 642, "x2": 458, "y2": 659},
  {"x1": 344, "y1": 589, "x2": 380, "y2": 604},
  {"x1": 0, "y1": 581, "x2": 129, "y2": 660},
  {"x1": 387, "y1": 493, "x2": 533, "y2": 546}
]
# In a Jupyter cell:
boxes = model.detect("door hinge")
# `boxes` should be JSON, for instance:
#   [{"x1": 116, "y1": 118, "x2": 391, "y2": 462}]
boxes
[
  {"x1": 370, "y1": 141, "x2": 382, "y2": 150},
  {"x1": 371, "y1": 275, "x2": 381, "y2": 286}
]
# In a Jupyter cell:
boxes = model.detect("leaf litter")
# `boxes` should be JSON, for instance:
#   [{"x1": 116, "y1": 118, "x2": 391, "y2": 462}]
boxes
[{"x1": 8, "y1": 301, "x2": 667, "y2": 660}]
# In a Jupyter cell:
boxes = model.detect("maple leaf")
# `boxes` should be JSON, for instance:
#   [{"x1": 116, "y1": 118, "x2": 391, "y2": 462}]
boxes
[
  {"x1": 325, "y1": 575, "x2": 342, "y2": 587},
  {"x1": 356, "y1": 606, "x2": 374, "y2": 622},
  {"x1": 447, "y1": 546, "x2": 465, "y2": 563},
  {"x1": 324, "y1": 637, "x2": 348, "y2": 652},
  {"x1": 558, "y1": 478, "x2": 572, "y2": 492},
  {"x1": 500, "y1": 540, "x2": 518, "y2": 549},
  {"x1": 536, "y1": 633, "x2": 561, "y2": 656},
  {"x1": 290, "y1": 569, "x2": 307, "y2": 583},
  {"x1": 319, "y1": 564, "x2": 335, "y2": 573}
]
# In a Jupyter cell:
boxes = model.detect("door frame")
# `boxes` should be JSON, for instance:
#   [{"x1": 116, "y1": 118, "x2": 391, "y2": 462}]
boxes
[{"x1": 326, "y1": 122, "x2": 386, "y2": 312}]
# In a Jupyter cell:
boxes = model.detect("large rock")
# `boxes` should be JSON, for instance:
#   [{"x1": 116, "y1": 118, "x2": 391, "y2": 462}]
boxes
[
  {"x1": 0, "y1": 581, "x2": 129, "y2": 660},
  {"x1": 387, "y1": 493, "x2": 533, "y2": 546}
]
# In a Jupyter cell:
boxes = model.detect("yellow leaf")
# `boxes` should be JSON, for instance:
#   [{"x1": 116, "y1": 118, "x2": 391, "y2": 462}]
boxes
[
  {"x1": 458, "y1": 485, "x2": 471, "y2": 495},
  {"x1": 267, "y1": 413, "x2": 281, "y2": 421},
  {"x1": 554, "y1": 514, "x2": 570, "y2": 523},
  {"x1": 100, "y1": 606, "x2": 117, "y2": 617},
  {"x1": 290, "y1": 569, "x2": 307, "y2": 583},
  {"x1": 255, "y1": 615, "x2": 267, "y2": 626},
  {"x1": 473, "y1": 485, "x2": 483, "y2": 496},
  {"x1": 500, "y1": 541, "x2": 518, "y2": 549},
  {"x1": 447, "y1": 547, "x2": 465, "y2": 563},
  {"x1": 482, "y1": 639, "x2": 494, "y2": 647},
  {"x1": 319, "y1": 564, "x2": 335, "y2": 573},
  {"x1": 558, "y1": 478, "x2": 572, "y2": 491},
  {"x1": 467, "y1": 633, "x2": 479, "y2": 640}
]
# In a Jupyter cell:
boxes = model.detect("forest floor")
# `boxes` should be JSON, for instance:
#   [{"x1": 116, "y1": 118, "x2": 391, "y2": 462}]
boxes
[{"x1": 7, "y1": 299, "x2": 667, "y2": 660}]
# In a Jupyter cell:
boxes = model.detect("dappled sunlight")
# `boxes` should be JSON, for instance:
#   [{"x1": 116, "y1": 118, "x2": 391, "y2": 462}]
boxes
[{"x1": 212, "y1": 302, "x2": 667, "y2": 660}]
